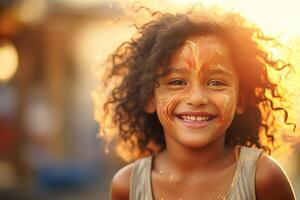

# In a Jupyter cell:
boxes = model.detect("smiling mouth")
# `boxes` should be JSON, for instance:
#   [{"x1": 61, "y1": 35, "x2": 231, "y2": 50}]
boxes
[{"x1": 175, "y1": 112, "x2": 217, "y2": 128}]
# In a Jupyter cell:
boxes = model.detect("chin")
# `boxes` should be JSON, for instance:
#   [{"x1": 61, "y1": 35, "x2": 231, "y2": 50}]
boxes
[
  {"x1": 176, "y1": 131, "x2": 225, "y2": 149},
  {"x1": 178, "y1": 136, "x2": 214, "y2": 149}
]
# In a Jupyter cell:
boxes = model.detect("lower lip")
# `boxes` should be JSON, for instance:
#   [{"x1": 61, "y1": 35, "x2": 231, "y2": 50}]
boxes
[{"x1": 176, "y1": 117, "x2": 214, "y2": 129}]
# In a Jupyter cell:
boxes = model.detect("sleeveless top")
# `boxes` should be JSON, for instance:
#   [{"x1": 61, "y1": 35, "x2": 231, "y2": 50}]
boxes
[{"x1": 130, "y1": 146, "x2": 263, "y2": 200}]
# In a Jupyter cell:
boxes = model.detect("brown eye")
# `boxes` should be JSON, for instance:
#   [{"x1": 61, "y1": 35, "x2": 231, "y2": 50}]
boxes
[
  {"x1": 207, "y1": 80, "x2": 226, "y2": 87},
  {"x1": 168, "y1": 79, "x2": 187, "y2": 85}
]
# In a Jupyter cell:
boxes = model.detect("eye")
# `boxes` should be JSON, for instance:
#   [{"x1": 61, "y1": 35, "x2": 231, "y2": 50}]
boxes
[
  {"x1": 207, "y1": 80, "x2": 226, "y2": 87},
  {"x1": 168, "y1": 79, "x2": 187, "y2": 85}
]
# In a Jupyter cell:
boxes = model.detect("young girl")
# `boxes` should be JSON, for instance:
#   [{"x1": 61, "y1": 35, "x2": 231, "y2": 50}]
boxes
[{"x1": 95, "y1": 7, "x2": 296, "y2": 200}]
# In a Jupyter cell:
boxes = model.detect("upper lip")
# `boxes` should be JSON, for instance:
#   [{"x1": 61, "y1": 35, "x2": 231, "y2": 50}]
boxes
[{"x1": 175, "y1": 112, "x2": 216, "y2": 117}]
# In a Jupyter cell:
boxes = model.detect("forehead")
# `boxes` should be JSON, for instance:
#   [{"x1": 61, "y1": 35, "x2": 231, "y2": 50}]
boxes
[{"x1": 169, "y1": 35, "x2": 231, "y2": 68}]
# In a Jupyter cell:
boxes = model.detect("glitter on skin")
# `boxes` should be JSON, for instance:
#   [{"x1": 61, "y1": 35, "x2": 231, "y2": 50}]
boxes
[{"x1": 157, "y1": 168, "x2": 175, "y2": 181}]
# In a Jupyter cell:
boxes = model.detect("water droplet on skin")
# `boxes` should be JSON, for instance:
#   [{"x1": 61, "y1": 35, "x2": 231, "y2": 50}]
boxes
[
  {"x1": 105, "y1": 147, "x2": 110, "y2": 154},
  {"x1": 159, "y1": 170, "x2": 163, "y2": 174}
]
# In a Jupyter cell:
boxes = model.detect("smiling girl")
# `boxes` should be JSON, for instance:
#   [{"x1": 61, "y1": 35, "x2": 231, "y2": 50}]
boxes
[{"x1": 95, "y1": 7, "x2": 296, "y2": 200}]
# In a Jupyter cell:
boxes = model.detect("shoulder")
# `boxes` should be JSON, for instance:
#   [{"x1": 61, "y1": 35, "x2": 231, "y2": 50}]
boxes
[
  {"x1": 110, "y1": 162, "x2": 134, "y2": 200},
  {"x1": 255, "y1": 153, "x2": 295, "y2": 200}
]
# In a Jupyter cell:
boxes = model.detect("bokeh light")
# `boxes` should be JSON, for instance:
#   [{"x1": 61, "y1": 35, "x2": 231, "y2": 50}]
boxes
[
  {"x1": 1, "y1": 0, "x2": 300, "y2": 199},
  {"x1": 0, "y1": 41, "x2": 18, "y2": 83},
  {"x1": 17, "y1": 0, "x2": 48, "y2": 24}
]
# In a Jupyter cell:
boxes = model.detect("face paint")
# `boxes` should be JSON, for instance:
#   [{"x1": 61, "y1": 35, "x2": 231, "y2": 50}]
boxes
[
  {"x1": 151, "y1": 35, "x2": 239, "y2": 149},
  {"x1": 181, "y1": 39, "x2": 226, "y2": 76},
  {"x1": 181, "y1": 40, "x2": 210, "y2": 74},
  {"x1": 155, "y1": 88, "x2": 179, "y2": 129},
  {"x1": 218, "y1": 94, "x2": 231, "y2": 123},
  {"x1": 221, "y1": 96, "x2": 229, "y2": 123}
]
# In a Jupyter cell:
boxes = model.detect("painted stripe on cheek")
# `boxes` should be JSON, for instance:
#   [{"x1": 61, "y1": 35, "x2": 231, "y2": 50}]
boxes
[
  {"x1": 157, "y1": 96, "x2": 178, "y2": 128},
  {"x1": 218, "y1": 94, "x2": 232, "y2": 124}
]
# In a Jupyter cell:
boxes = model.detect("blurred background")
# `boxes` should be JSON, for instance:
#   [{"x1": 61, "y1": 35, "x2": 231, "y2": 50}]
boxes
[{"x1": 0, "y1": 0, "x2": 300, "y2": 200}]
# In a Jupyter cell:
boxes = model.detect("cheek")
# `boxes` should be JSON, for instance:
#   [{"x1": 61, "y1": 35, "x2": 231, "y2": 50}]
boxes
[
  {"x1": 155, "y1": 90, "x2": 180, "y2": 128},
  {"x1": 216, "y1": 90, "x2": 237, "y2": 123}
]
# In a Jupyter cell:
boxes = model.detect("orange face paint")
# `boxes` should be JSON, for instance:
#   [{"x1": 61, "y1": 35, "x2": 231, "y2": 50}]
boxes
[
  {"x1": 182, "y1": 40, "x2": 209, "y2": 74},
  {"x1": 218, "y1": 94, "x2": 231, "y2": 123},
  {"x1": 181, "y1": 39, "x2": 225, "y2": 75},
  {"x1": 154, "y1": 89, "x2": 180, "y2": 129},
  {"x1": 151, "y1": 35, "x2": 239, "y2": 149}
]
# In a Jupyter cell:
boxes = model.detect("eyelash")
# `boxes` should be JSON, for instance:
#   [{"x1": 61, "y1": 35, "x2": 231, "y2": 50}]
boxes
[
  {"x1": 167, "y1": 79, "x2": 226, "y2": 87},
  {"x1": 207, "y1": 80, "x2": 226, "y2": 87},
  {"x1": 168, "y1": 79, "x2": 187, "y2": 85}
]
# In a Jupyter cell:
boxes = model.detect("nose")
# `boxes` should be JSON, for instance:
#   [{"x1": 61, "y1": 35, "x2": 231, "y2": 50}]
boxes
[{"x1": 185, "y1": 84, "x2": 208, "y2": 106}]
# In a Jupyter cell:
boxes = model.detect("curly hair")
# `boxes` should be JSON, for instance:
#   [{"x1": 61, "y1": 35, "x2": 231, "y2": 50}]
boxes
[{"x1": 94, "y1": 7, "x2": 296, "y2": 161}]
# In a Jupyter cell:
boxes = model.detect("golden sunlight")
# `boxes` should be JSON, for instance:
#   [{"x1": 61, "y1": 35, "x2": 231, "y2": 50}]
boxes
[
  {"x1": 95, "y1": 0, "x2": 300, "y2": 160},
  {"x1": 117, "y1": 0, "x2": 300, "y2": 37},
  {"x1": 0, "y1": 41, "x2": 19, "y2": 83}
]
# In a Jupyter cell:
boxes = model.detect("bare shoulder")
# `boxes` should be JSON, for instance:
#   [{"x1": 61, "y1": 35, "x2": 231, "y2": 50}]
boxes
[
  {"x1": 255, "y1": 153, "x2": 296, "y2": 200},
  {"x1": 110, "y1": 163, "x2": 134, "y2": 200}
]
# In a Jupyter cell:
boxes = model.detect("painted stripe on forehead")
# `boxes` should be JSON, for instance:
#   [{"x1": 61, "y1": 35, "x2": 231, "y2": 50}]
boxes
[{"x1": 181, "y1": 39, "x2": 226, "y2": 75}]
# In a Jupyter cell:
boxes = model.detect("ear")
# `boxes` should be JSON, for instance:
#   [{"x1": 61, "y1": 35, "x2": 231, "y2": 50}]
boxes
[
  {"x1": 236, "y1": 94, "x2": 245, "y2": 115},
  {"x1": 145, "y1": 96, "x2": 156, "y2": 113}
]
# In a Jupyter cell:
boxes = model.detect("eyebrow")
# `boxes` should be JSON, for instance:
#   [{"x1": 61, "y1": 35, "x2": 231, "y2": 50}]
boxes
[
  {"x1": 204, "y1": 66, "x2": 234, "y2": 77},
  {"x1": 166, "y1": 65, "x2": 233, "y2": 77},
  {"x1": 167, "y1": 68, "x2": 190, "y2": 74}
]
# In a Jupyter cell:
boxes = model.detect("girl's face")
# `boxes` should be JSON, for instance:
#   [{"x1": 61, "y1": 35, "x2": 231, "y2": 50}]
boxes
[{"x1": 147, "y1": 35, "x2": 244, "y2": 148}]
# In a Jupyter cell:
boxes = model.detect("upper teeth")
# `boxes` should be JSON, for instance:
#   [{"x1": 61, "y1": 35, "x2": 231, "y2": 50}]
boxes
[{"x1": 181, "y1": 116, "x2": 210, "y2": 121}]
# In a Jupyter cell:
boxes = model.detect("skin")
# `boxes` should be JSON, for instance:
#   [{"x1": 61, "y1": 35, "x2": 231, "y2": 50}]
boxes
[
  {"x1": 151, "y1": 36, "x2": 239, "y2": 149},
  {"x1": 181, "y1": 40, "x2": 235, "y2": 123},
  {"x1": 181, "y1": 40, "x2": 224, "y2": 74},
  {"x1": 110, "y1": 35, "x2": 295, "y2": 200},
  {"x1": 219, "y1": 93, "x2": 233, "y2": 123},
  {"x1": 111, "y1": 153, "x2": 296, "y2": 200}
]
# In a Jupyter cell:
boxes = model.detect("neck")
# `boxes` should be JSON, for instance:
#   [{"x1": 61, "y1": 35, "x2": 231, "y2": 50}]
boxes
[{"x1": 159, "y1": 136, "x2": 234, "y2": 175}]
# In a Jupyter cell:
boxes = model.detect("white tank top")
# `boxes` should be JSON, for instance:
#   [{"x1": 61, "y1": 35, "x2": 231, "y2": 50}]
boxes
[{"x1": 130, "y1": 146, "x2": 263, "y2": 200}]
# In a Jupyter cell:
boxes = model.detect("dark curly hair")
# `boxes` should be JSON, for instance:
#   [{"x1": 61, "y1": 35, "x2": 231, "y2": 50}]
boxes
[{"x1": 94, "y1": 7, "x2": 296, "y2": 161}]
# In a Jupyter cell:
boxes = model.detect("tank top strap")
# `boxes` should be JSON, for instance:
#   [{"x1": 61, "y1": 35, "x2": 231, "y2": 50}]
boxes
[
  {"x1": 130, "y1": 155, "x2": 153, "y2": 200},
  {"x1": 130, "y1": 147, "x2": 263, "y2": 200},
  {"x1": 227, "y1": 146, "x2": 263, "y2": 200}
]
